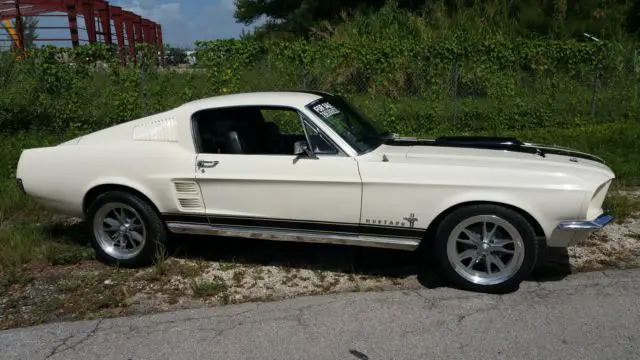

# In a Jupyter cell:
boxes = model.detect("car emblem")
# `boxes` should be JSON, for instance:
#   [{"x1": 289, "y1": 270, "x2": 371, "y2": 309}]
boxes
[{"x1": 403, "y1": 213, "x2": 418, "y2": 228}]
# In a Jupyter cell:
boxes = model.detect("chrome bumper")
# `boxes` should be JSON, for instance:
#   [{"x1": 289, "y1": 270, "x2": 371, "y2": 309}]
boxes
[
  {"x1": 547, "y1": 213, "x2": 614, "y2": 247},
  {"x1": 556, "y1": 214, "x2": 614, "y2": 231}
]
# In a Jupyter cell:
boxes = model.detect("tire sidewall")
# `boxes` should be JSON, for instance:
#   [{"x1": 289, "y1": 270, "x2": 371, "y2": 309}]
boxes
[
  {"x1": 434, "y1": 204, "x2": 538, "y2": 293},
  {"x1": 86, "y1": 191, "x2": 166, "y2": 267}
]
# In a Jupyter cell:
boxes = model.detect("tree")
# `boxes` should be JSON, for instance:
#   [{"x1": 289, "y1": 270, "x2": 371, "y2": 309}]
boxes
[
  {"x1": 164, "y1": 43, "x2": 188, "y2": 66},
  {"x1": 11, "y1": 16, "x2": 38, "y2": 49},
  {"x1": 234, "y1": 0, "x2": 422, "y2": 36},
  {"x1": 233, "y1": 0, "x2": 638, "y2": 40}
]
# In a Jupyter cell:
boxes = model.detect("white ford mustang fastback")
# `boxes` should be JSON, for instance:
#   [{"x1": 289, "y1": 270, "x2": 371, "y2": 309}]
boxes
[{"x1": 16, "y1": 91, "x2": 615, "y2": 293}]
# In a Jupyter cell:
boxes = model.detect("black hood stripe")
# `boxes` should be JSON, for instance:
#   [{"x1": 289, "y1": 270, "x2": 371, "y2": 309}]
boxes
[{"x1": 384, "y1": 136, "x2": 605, "y2": 164}]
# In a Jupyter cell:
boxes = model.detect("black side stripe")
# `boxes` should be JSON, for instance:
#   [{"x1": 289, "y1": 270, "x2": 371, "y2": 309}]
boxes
[
  {"x1": 163, "y1": 213, "x2": 209, "y2": 224},
  {"x1": 162, "y1": 213, "x2": 425, "y2": 239}
]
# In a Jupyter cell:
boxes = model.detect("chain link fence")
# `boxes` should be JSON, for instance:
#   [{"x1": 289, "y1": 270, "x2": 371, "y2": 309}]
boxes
[{"x1": 221, "y1": 48, "x2": 639, "y2": 136}]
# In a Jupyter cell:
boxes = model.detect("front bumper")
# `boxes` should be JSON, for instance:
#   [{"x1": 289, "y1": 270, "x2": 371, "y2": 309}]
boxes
[
  {"x1": 547, "y1": 213, "x2": 615, "y2": 247},
  {"x1": 556, "y1": 214, "x2": 615, "y2": 231}
]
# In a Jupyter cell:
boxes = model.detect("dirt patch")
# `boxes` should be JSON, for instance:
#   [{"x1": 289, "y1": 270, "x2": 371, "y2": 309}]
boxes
[
  {"x1": 569, "y1": 217, "x2": 640, "y2": 271},
  {"x1": 1, "y1": 213, "x2": 638, "y2": 331}
]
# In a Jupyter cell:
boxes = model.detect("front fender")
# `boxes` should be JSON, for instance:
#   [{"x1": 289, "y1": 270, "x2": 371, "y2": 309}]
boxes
[{"x1": 429, "y1": 188, "x2": 589, "y2": 240}]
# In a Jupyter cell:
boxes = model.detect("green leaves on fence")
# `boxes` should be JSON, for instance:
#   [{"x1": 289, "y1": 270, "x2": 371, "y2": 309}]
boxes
[{"x1": 194, "y1": 36, "x2": 619, "y2": 91}]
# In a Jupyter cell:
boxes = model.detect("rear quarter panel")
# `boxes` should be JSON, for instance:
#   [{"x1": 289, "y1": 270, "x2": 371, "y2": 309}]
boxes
[{"x1": 16, "y1": 141, "x2": 197, "y2": 218}]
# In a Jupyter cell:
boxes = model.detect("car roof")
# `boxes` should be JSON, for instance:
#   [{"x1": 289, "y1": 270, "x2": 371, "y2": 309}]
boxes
[{"x1": 180, "y1": 91, "x2": 333, "y2": 112}]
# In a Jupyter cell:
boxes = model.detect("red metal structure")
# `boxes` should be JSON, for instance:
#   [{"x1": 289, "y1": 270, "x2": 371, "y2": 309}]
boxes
[{"x1": 0, "y1": 0, "x2": 164, "y2": 65}]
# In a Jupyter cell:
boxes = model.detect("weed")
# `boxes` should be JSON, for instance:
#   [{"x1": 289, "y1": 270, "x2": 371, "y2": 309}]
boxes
[
  {"x1": 190, "y1": 277, "x2": 229, "y2": 298},
  {"x1": 315, "y1": 271, "x2": 327, "y2": 283},
  {"x1": 41, "y1": 242, "x2": 95, "y2": 266},
  {"x1": 219, "y1": 292, "x2": 231, "y2": 305},
  {"x1": 0, "y1": 223, "x2": 93, "y2": 277},
  {"x1": 604, "y1": 193, "x2": 640, "y2": 222},
  {"x1": 219, "y1": 262, "x2": 238, "y2": 271},
  {"x1": 177, "y1": 262, "x2": 201, "y2": 279},
  {"x1": 147, "y1": 244, "x2": 169, "y2": 280},
  {"x1": 56, "y1": 279, "x2": 82, "y2": 293},
  {"x1": 232, "y1": 269, "x2": 246, "y2": 285}
]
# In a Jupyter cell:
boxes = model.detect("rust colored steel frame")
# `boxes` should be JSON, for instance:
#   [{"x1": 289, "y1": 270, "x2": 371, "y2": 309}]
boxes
[{"x1": 0, "y1": 0, "x2": 164, "y2": 65}]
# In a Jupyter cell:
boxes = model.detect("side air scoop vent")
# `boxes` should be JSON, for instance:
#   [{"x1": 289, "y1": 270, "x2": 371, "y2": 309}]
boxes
[
  {"x1": 174, "y1": 181, "x2": 199, "y2": 194},
  {"x1": 173, "y1": 181, "x2": 204, "y2": 212}
]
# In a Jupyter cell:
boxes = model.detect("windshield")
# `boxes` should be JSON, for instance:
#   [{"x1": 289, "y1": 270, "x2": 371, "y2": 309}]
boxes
[{"x1": 306, "y1": 96, "x2": 389, "y2": 155}]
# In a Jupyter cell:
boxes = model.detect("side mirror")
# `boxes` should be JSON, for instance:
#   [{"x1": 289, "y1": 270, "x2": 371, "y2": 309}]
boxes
[
  {"x1": 293, "y1": 140, "x2": 318, "y2": 163},
  {"x1": 293, "y1": 140, "x2": 308, "y2": 155}
]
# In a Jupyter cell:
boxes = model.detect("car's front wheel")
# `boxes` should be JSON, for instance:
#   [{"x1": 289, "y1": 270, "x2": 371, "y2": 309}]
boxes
[
  {"x1": 86, "y1": 190, "x2": 167, "y2": 267},
  {"x1": 433, "y1": 204, "x2": 538, "y2": 293}
]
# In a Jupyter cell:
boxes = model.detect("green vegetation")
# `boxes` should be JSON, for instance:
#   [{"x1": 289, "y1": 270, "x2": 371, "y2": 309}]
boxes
[
  {"x1": 604, "y1": 192, "x2": 640, "y2": 222},
  {"x1": 235, "y1": 0, "x2": 638, "y2": 40},
  {"x1": 190, "y1": 277, "x2": 230, "y2": 298}
]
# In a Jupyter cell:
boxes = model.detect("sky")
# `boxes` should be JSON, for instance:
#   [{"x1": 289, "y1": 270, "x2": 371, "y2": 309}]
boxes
[
  {"x1": 109, "y1": 0, "x2": 263, "y2": 48},
  {"x1": 0, "y1": 0, "x2": 262, "y2": 49}
]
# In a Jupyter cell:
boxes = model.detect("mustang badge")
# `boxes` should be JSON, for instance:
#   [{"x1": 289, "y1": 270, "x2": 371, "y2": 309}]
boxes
[
  {"x1": 403, "y1": 213, "x2": 418, "y2": 228},
  {"x1": 364, "y1": 213, "x2": 419, "y2": 228}
]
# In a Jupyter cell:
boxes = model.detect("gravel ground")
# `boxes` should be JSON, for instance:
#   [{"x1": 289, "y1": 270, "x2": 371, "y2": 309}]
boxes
[
  {"x1": 569, "y1": 216, "x2": 640, "y2": 270},
  {"x1": 1, "y1": 211, "x2": 638, "y2": 330}
]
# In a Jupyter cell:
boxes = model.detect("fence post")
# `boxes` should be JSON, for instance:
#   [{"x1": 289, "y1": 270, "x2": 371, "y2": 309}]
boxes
[
  {"x1": 590, "y1": 59, "x2": 602, "y2": 118},
  {"x1": 635, "y1": 49, "x2": 639, "y2": 102},
  {"x1": 451, "y1": 55, "x2": 459, "y2": 126},
  {"x1": 140, "y1": 61, "x2": 148, "y2": 115},
  {"x1": 300, "y1": 56, "x2": 307, "y2": 90}
]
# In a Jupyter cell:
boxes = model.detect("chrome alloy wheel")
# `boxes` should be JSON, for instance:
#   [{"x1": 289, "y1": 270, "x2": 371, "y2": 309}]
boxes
[
  {"x1": 93, "y1": 202, "x2": 147, "y2": 260},
  {"x1": 446, "y1": 215, "x2": 525, "y2": 286}
]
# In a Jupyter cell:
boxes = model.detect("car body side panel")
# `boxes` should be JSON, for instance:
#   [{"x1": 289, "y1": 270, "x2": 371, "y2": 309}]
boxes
[
  {"x1": 16, "y1": 142, "x2": 198, "y2": 218},
  {"x1": 356, "y1": 146, "x2": 603, "y2": 241},
  {"x1": 195, "y1": 154, "x2": 362, "y2": 224}
]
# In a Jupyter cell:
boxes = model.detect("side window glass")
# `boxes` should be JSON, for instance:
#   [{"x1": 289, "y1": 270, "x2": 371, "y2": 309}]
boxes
[
  {"x1": 262, "y1": 109, "x2": 303, "y2": 136},
  {"x1": 194, "y1": 106, "x2": 341, "y2": 156},
  {"x1": 302, "y1": 119, "x2": 338, "y2": 155},
  {"x1": 260, "y1": 108, "x2": 306, "y2": 155}
]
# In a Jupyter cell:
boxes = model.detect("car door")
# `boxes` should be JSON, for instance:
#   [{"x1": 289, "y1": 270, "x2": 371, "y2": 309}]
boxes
[{"x1": 193, "y1": 105, "x2": 362, "y2": 234}]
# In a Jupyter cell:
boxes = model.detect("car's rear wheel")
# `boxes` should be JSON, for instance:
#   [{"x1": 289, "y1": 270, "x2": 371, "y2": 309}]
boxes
[
  {"x1": 433, "y1": 204, "x2": 538, "y2": 293},
  {"x1": 87, "y1": 190, "x2": 166, "y2": 267}
]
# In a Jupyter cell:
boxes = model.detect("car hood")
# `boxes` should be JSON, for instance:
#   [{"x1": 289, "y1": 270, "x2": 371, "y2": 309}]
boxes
[{"x1": 366, "y1": 136, "x2": 615, "y2": 186}]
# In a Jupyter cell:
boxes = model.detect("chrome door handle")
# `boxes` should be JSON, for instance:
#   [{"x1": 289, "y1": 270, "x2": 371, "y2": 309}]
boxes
[{"x1": 197, "y1": 160, "x2": 219, "y2": 168}]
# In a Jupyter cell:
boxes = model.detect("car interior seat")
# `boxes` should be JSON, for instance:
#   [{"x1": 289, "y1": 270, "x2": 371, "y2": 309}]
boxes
[
  {"x1": 225, "y1": 130, "x2": 245, "y2": 154},
  {"x1": 262, "y1": 121, "x2": 282, "y2": 154}
]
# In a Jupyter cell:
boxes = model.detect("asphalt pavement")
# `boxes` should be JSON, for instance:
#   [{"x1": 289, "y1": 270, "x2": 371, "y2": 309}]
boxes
[{"x1": 2, "y1": 269, "x2": 640, "y2": 360}]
